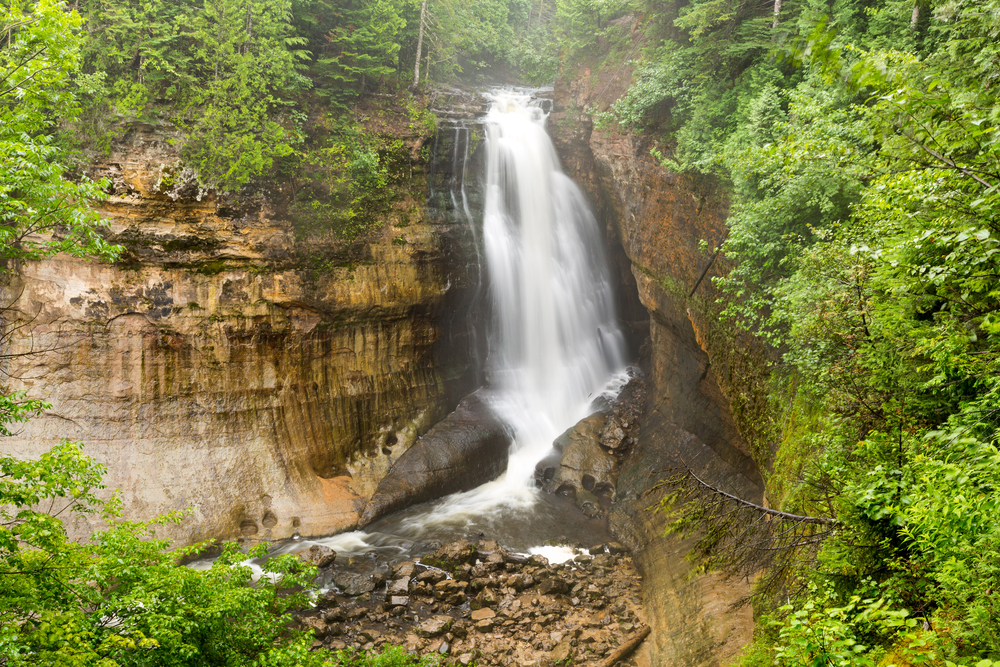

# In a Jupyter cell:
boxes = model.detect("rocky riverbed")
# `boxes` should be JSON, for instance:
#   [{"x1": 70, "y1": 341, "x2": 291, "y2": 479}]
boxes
[{"x1": 294, "y1": 539, "x2": 647, "y2": 666}]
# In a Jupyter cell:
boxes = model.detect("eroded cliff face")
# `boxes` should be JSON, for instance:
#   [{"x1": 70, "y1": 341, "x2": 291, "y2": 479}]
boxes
[
  {"x1": 2, "y1": 121, "x2": 479, "y2": 546},
  {"x1": 549, "y1": 18, "x2": 762, "y2": 666}
]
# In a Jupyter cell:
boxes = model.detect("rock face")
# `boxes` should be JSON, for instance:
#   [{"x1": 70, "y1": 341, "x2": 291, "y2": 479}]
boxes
[
  {"x1": 358, "y1": 389, "x2": 512, "y2": 528},
  {"x1": 1, "y1": 121, "x2": 480, "y2": 545}
]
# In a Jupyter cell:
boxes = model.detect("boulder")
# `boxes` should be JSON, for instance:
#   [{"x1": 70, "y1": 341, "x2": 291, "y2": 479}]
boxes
[
  {"x1": 359, "y1": 390, "x2": 512, "y2": 527},
  {"x1": 538, "y1": 412, "x2": 618, "y2": 499},
  {"x1": 333, "y1": 572, "x2": 376, "y2": 596},
  {"x1": 298, "y1": 544, "x2": 337, "y2": 569}
]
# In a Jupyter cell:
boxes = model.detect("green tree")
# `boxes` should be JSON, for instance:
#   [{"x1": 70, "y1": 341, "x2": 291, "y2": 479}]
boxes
[{"x1": 0, "y1": 0, "x2": 119, "y2": 268}]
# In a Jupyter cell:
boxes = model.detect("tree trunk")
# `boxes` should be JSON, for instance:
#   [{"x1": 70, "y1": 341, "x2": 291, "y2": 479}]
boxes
[
  {"x1": 411, "y1": 0, "x2": 428, "y2": 90},
  {"x1": 772, "y1": 0, "x2": 782, "y2": 29},
  {"x1": 910, "y1": 3, "x2": 920, "y2": 30}
]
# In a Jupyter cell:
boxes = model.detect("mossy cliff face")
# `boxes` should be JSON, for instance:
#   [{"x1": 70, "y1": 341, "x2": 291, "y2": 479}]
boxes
[
  {"x1": 2, "y1": 122, "x2": 478, "y2": 546},
  {"x1": 549, "y1": 22, "x2": 763, "y2": 666}
]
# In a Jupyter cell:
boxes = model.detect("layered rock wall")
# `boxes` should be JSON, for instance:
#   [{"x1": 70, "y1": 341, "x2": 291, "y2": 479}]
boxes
[{"x1": 2, "y1": 121, "x2": 479, "y2": 545}]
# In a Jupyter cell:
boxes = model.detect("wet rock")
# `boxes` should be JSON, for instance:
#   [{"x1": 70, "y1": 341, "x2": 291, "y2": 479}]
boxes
[
  {"x1": 527, "y1": 554, "x2": 549, "y2": 567},
  {"x1": 323, "y1": 608, "x2": 345, "y2": 623},
  {"x1": 359, "y1": 391, "x2": 513, "y2": 527},
  {"x1": 424, "y1": 540, "x2": 476, "y2": 569},
  {"x1": 475, "y1": 619, "x2": 495, "y2": 632},
  {"x1": 537, "y1": 578, "x2": 568, "y2": 596},
  {"x1": 471, "y1": 608, "x2": 496, "y2": 621},
  {"x1": 299, "y1": 616, "x2": 327, "y2": 637},
  {"x1": 543, "y1": 413, "x2": 618, "y2": 500},
  {"x1": 575, "y1": 489, "x2": 603, "y2": 517},
  {"x1": 550, "y1": 640, "x2": 573, "y2": 663},
  {"x1": 387, "y1": 578, "x2": 410, "y2": 597},
  {"x1": 334, "y1": 572, "x2": 376, "y2": 597},
  {"x1": 472, "y1": 587, "x2": 498, "y2": 609},
  {"x1": 298, "y1": 545, "x2": 337, "y2": 569},
  {"x1": 392, "y1": 560, "x2": 417, "y2": 579},
  {"x1": 416, "y1": 568, "x2": 447, "y2": 585},
  {"x1": 314, "y1": 591, "x2": 339, "y2": 609},
  {"x1": 416, "y1": 615, "x2": 454, "y2": 638},
  {"x1": 388, "y1": 596, "x2": 410, "y2": 607},
  {"x1": 599, "y1": 374, "x2": 647, "y2": 453}
]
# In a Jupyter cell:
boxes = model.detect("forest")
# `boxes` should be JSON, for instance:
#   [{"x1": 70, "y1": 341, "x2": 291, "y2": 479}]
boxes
[{"x1": 2, "y1": 0, "x2": 1000, "y2": 665}]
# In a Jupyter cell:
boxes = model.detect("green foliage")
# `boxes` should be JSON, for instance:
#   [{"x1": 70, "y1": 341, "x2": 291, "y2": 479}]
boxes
[
  {"x1": 0, "y1": 0, "x2": 120, "y2": 268},
  {"x1": 0, "y1": 438, "x2": 330, "y2": 666},
  {"x1": 580, "y1": 0, "x2": 1000, "y2": 664},
  {"x1": 288, "y1": 114, "x2": 416, "y2": 241}
]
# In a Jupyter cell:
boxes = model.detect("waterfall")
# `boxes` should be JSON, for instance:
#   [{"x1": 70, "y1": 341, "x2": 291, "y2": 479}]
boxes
[
  {"x1": 480, "y1": 89, "x2": 626, "y2": 485},
  {"x1": 259, "y1": 88, "x2": 629, "y2": 559},
  {"x1": 390, "y1": 89, "x2": 627, "y2": 529}
]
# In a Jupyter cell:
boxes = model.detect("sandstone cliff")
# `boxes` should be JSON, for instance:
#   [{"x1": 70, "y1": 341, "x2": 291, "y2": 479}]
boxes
[{"x1": 2, "y1": 116, "x2": 479, "y2": 546}]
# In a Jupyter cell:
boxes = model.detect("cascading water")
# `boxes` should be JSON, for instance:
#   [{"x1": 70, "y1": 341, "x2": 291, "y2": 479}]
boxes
[{"x1": 210, "y1": 89, "x2": 629, "y2": 572}]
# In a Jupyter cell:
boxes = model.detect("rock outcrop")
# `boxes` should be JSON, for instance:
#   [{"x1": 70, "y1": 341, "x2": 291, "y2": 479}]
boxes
[{"x1": 2, "y1": 120, "x2": 480, "y2": 545}]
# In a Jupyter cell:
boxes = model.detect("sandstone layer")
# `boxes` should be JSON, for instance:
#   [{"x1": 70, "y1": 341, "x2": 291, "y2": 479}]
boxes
[{"x1": 2, "y1": 121, "x2": 479, "y2": 545}]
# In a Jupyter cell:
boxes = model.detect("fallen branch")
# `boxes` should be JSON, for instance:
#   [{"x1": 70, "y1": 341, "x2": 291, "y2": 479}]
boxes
[
  {"x1": 598, "y1": 625, "x2": 651, "y2": 667},
  {"x1": 686, "y1": 470, "x2": 838, "y2": 526}
]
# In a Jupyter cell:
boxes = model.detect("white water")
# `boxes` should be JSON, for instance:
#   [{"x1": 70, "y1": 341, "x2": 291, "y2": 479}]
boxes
[{"x1": 336, "y1": 89, "x2": 625, "y2": 544}]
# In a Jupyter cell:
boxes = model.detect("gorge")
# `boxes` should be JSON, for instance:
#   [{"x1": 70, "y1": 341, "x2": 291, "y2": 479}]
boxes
[
  {"x1": 4, "y1": 80, "x2": 757, "y2": 664},
  {"x1": 9, "y1": 2, "x2": 994, "y2": 665}
]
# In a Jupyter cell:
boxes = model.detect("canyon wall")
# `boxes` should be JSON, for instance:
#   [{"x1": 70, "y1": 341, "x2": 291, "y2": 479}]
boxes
[
  {"x1": 2, "y1": 119, "x2": 480, "y2": 546},
  {"x1": 549, "y1": 17, "x2": 763, "y2": 666}
]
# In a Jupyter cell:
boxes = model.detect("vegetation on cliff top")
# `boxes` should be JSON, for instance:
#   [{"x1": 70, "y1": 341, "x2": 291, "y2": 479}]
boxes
[{"x1": 541, "y1": 0, "x2": 1000, "y2": 664}]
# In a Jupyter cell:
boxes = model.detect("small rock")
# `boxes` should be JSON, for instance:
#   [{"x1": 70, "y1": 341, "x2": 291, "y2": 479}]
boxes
[
  {"x1": 471, "y1": 608, "x2": 496, "y2": 621},
  {"x1": 314, "y1": 591, "x2": 339, "y2": 609},
  {"x1": 299, "y1": 616, "x2": 327, "y2": 637},
  {"x1": 527, "y1": 554, "x2": 549, "y2": 567},
  {"x1": 606, "y1": 542, "x2": 627, "y2": 556},
  {"x1": 346, "y1": 607, "x2": 367, "y2": 621},
  {"x1": 334, "y1": 572, "x2": 376, "y2": 597},
  {"x1": 436, "y1": 640, "x2": 450, "y2": 654},
  {"x1": 424, "y1": 541, "x2": 475, "y2": 569},
  {"x1": 387, "y1": 578, "x2": 410, "y2": 597},
  {"x1": 323, "y1": 608, "x2": 345, "y2": 623},
  {"x1": 388, "y1": 596, "x2": 410, "y2": 607},
  {"x1": 393, "y1": 560, "x2": 417, "y2": 579},
  {"x1": 550, "y1": 640, "x2": 573, "y2": 663},
  {"x1": 472, "y1": 587, "x2": 498, "y2": 609},
  {"x1": 416, "y1": 569, "x2": 447, "y2": 585},
  {"x1": 416, "y1": 615, "x2": 454, "y2": 638},
  {"x1": 475, "y1": 619, "x2": 494, "y2": 632},
  {"x1": 458, "y1": 653, "x2": 474, "y2": 666},
  {"x1": 537, "y1": 578, "x2": 568, "y2": 595}
]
